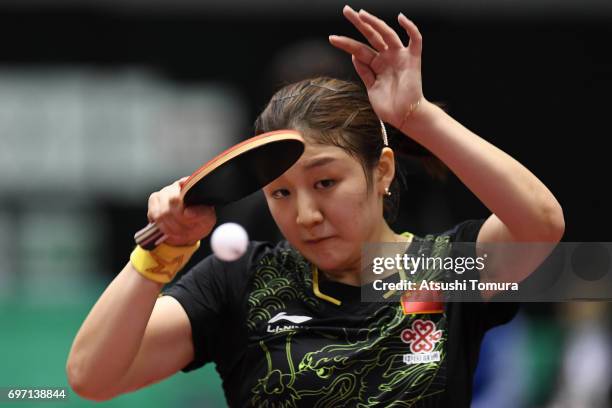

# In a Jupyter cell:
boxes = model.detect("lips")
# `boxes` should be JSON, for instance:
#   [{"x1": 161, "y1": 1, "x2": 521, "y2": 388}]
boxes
[{"x1": 305, "y1": 236, "x2": 333, "y2": 244}]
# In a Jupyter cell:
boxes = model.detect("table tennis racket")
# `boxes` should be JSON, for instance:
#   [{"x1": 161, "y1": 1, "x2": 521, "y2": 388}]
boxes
[{"x1": 134, "y1": 130, "x2": 304, "y2": 250}]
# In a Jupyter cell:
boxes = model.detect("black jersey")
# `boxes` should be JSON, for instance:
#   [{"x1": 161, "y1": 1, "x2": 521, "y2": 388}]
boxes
[{"x1": 163, "y1": 220, "x2": 519, "y2": 407}]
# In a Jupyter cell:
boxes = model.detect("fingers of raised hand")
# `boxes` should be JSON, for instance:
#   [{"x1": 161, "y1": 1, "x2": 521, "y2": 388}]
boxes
[
  {"x1": 342, "y1": 5, "x2": 388, "y2": 52},
  {"x1": 329, "y1": 35, "x2": 376, "y2": 65},
  {"x1": 357, "y1": 9, "x2": 405, "y2": 50},
  {"x1": 351, "y1": 55, "x2": 376, "y2": 88},
  {"x1": 398, "y1": 13, "x2": 422, "y2": 56}
]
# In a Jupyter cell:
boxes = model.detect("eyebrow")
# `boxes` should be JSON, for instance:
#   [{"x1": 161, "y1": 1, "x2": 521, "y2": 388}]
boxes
[{"x1": 302, "y1": 156, "x2": 338, "y2": 170}]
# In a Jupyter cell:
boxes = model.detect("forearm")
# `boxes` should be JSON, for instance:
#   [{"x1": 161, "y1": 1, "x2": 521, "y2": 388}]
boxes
[
  {"x1": 66, "y1": 262, "x2": 162, "y2": 398},
  {"x1": 401, "y1": 100, "x2": 563, "y2": 240}
]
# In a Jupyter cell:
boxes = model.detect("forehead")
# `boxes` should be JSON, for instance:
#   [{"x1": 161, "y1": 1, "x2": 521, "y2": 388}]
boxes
[
  {"x1": 298, "y1": 141, "x2": 352, "y2": 164},
  {"x1": 293, "y1": 139, "x2": 364, "y2": 172}
]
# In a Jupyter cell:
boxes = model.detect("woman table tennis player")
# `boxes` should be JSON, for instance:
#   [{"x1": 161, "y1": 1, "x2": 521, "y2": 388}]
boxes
[{"x1": 67, "y1": 6, "x2": 564, "y2": 407}]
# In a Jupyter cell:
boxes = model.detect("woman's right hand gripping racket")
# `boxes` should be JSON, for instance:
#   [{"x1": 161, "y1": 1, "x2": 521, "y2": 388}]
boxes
[{"x1": 134, "y1": 130, "x2": 304, "y2": 250}]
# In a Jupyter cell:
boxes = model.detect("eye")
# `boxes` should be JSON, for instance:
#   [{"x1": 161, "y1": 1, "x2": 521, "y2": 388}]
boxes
[
  {"x1": 315, "y1": 179, "x2": 335, "y2": 189},
  {"x1": 271, "y1": 189, "x2": 290, "y2": 199},
  {"x1": 316, "y1": 367, "x2": 332, "y2": 378}
]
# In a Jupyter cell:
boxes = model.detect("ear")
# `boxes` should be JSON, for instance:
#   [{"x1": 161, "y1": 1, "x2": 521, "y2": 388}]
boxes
[{"x1": 375, "y1": 147, "x2": 395, "y2": 194}]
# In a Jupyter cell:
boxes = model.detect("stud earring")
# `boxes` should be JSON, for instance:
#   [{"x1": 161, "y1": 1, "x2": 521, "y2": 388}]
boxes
[{"x1": 384, "y1": 187, "x2": 392, "y2": 197}]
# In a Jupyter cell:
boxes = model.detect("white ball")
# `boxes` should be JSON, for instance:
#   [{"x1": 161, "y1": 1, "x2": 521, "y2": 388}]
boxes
[{"x1": 210, "y1": 222, "x2": 249, "y2": 262}]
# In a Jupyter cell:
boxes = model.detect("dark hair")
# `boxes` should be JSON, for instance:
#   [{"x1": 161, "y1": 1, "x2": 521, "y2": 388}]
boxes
[{"x1": 254, "y1": 77, "x2": 445, "y2": 223}]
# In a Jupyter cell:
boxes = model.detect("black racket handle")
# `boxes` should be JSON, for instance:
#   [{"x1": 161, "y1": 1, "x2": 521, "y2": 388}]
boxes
[{"x1": 134, "y1": 223, "x2": 166, "y2": 250}]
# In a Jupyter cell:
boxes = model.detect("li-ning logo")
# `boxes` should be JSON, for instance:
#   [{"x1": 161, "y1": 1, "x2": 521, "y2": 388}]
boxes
[
  {"x1": 267, "y1": 312, "x2": 312, "y2": 333},
  {"x1": 400, "y1": 319, "x2": 443, "y2": 364}
]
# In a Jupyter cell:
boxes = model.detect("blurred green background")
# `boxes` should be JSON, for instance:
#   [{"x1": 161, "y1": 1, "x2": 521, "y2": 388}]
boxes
[{"x1": 0, "y1": 290, "x2": 226, "y2": 407}]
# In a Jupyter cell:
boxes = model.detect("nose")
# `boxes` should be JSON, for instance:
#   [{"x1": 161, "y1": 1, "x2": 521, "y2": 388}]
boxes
[{"x1": 296, "y1": 193, "x2": 324, "y2": 228}]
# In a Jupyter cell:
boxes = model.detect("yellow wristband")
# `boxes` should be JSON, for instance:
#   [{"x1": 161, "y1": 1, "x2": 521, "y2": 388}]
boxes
[{"x1": 130, "y1": 241, "x2": 201, "y2": 283}]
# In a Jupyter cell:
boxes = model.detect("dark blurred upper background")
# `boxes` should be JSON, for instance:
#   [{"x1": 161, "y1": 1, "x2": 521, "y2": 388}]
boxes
[{"x1": 0, "y1": 1, "x2": 610, "y2": 407}]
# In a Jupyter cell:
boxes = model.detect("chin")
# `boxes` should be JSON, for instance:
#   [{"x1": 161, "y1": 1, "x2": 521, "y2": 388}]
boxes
[
  {"x1": 303, "y1": 247, "x2": 356, "y2": 273},
  {"x1": 290, "y1": 235, "x2": 358, "y2": 268}
]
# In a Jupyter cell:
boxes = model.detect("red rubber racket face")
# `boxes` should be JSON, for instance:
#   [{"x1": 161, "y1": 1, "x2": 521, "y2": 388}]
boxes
[{"x1": 180, "y1": 130, "x2": 304, "y2": 206}]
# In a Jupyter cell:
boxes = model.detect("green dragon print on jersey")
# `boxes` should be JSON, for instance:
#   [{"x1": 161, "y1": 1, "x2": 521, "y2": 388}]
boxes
[{"x1": 246, "y1": 234, "x2": 453, "y2": 407}]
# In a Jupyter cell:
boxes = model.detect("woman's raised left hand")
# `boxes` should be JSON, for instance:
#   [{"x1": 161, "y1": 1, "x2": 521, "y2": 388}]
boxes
[{"x1": 329, "y1": 6, "x2": 425, "y2": 130}]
